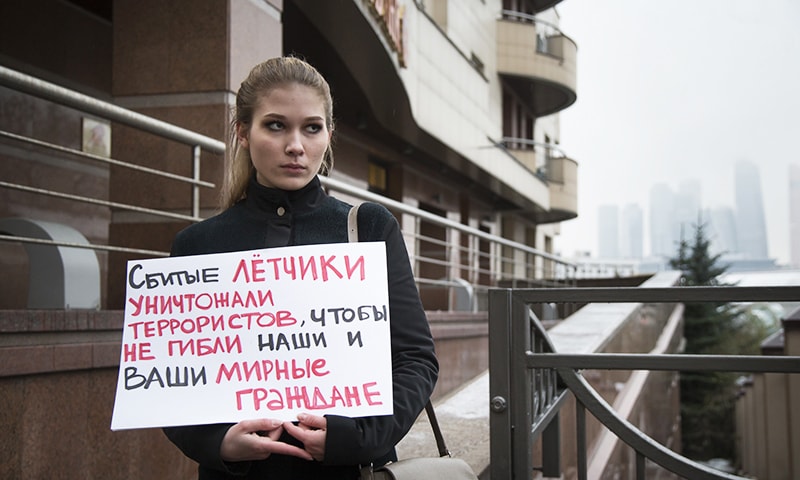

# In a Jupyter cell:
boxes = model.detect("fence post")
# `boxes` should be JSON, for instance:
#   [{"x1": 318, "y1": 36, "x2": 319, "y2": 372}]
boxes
[
  {"x1": 509, "y1": 290, "x2": 535, "y2": 479},
  {"x1": 541, "y1": 416, "x2": 561, "y2": 476},
  {"x1": 489, "y1": 288, "x2": 513, "y2": 478},
  {"x1": 489, "y1": 288, "x2": 536, "y2": 478}
]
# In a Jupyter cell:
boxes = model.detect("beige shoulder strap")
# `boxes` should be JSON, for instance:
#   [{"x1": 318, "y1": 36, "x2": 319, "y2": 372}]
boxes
[{"x1": 347, "y1": 204, "x2": 360, "y2": 243}]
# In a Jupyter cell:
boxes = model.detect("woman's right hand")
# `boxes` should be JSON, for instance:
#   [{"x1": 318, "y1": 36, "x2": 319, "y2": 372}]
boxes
[{"x1": 220, "y1": 418, "x2": 314, "y2": 462}]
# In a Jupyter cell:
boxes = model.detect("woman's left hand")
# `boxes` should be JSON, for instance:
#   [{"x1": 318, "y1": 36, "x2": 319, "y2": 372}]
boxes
[{"x1": 283, "y1": 413, "x2": 327, "y2": 461}]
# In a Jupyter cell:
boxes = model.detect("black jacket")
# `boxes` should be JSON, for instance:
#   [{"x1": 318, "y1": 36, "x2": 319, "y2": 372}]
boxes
[{"x1": 163, "y1": 176, "x2": 438, "y2": 479}]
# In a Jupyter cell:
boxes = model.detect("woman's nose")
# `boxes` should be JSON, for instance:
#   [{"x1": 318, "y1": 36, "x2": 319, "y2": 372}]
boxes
[{"x1": 285, "y1": 130, "x2": 304, "y2": 156}]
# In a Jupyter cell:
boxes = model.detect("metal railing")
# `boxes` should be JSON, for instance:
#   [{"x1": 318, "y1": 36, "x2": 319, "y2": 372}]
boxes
[
  {"x1": 499, "y1": 137, "x2": 568, "y2": 182},
  {"x1": 488, "y1": 285, "x2": 800, "y2": 479},
  {"x1": 323, "y1": 175, "x2": 578, "y2": 310},
  {"x1": 500, "y1": 10, "x2": 570, "y2": 57},
  {"x1": 500, "y1": 137, "x2": 568, "y2": 157},
  {"x1": 0, "y1": 65, "x2": 577, "y2": 310},
  {"x1": 0, "y1": 64, "x2": 223, "y2": 258}
]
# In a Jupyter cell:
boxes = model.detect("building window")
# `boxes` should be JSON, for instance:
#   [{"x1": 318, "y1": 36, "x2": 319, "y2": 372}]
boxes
[
  {"x1": 502, "y1": 90, "x2": 535, "y2": 149},
  {"x1": 368, "y1": 160, "x2": 388, "y2": 193},
  {"x1": 503, "y1": 0, "x2": 536, "y2": 16}
]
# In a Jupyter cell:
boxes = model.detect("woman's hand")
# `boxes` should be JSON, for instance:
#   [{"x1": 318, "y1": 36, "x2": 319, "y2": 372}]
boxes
[
  {"x1": 220, "y1": 418, "x2": 313, "y2": 462},
  {"x1": 283, "y1": 413, "x2": 327, "y2": 461}
]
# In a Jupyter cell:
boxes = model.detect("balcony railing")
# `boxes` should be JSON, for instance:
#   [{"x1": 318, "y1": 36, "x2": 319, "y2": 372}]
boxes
[
  {"x1": 0, "y1": 65, "x2": 577, "y2": 311},
  {"x1": 488, "y1": 285, "x2": 800, "y2": 479},
  {"x1": 499, "y1": 137, "x2": 568, "y2": 177},
  {"x1": 500, "y1": 10, "x2": 567, "y2": 58},
  {"x1": 494, "y1": 137, "x2": 578, "y2": 223},
  {"x1": 496, "y1": 10, "x2": 577, "y2": 117}
]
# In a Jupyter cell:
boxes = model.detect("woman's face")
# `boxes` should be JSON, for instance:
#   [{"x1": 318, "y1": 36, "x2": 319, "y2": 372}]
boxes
[{"x1": 238, "y1": 83, "x2": 331, "y2": 191}]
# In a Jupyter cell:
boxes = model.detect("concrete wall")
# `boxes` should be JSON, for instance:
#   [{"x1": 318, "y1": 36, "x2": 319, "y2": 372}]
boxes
[
  {"x1": 0, "y1": 308, "x2": 488, "y2": 479},
  {"x1": 0, "y1": 310, "x2": 196, "y2": 479}
]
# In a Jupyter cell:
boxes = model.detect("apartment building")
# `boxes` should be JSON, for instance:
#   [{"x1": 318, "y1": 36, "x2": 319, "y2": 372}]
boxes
[{"x1": 0, "y1": 0, "x2": 578, "y2": 311}]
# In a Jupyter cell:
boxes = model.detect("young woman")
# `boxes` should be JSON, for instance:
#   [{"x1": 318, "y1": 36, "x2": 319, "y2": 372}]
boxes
[{"x1": 163, "y1": 57, "x2": 439, "y2": 479}]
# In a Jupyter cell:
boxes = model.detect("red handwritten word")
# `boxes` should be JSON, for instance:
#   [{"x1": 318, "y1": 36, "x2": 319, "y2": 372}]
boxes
[
  {"x1": 216, "y1": 358, "x2": 329, "y2": 383},
  {"x1": 126, "y1": 311, "x2": 296, "y2": 340},
  {"x1": 235, "y1": 382, "x2": 383, "y2": 411},
  {"x1": 123, "y1": 342, "x2": 155, "y2": 362},
  {"x1": 232, "y1": 253, "x2": 366, "y2": 283},
  {"x1": 128, "y1": 290, "x2": 274, "y2": 317}
]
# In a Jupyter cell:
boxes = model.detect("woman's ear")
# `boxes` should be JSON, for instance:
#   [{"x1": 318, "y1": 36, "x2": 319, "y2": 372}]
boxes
[{"x1": 236, "y1": 122, "x2": 250, "y2": 149}]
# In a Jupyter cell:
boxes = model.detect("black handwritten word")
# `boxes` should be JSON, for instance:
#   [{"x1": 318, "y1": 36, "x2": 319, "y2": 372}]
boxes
[
  {"x1": 232, "y1": 253, "x2": 366, "y2": 283},
  {"x1": 167, "y1": 335, "x2": 242, "y2": 357},
  {"x1": 310, "y1": 305, "x2": 387, "y2": 327},
  {"x1": 347, "y1": 331, "x2": 363, "y2": 348},
  {"x1": 128, "y1": 290, "x2": 274, "y2": 316},
  {"x1": 124, "y1": 366, "x2": 207, "y2": 390},
  {"x1": 216, "y1": 358, "x2": 329, "y2": 383},
  {"x1": 127, "y1": 311, "x2": 296, "y2": 340},
  {"x1": 258, "y1": 332, "x2": 327, "y2": 352},
  {"x1": 235, "y1": 382, "x2": 383, "y2": 411},
  {"x1": 128, "y1": 263, "x2": 219, "y2": 290}
]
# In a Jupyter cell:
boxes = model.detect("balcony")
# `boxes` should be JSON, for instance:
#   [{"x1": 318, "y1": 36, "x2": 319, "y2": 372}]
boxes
[
  {"x1": 497, "y1": 10, "x2": 577, "y2": 117},
  {"x1": 500, "y1": 138, "x2": 578, "y2": 223},
  {"x1": 545, "y1": 154, "x2": 578, "y2": 222}
]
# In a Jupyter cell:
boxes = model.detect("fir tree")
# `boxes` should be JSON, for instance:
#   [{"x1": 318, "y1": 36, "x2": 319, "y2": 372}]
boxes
[
  {"x1": 670, "y1": 220, "x2": 738, "y2": 461},
  {"x1": 670, "y1": 220, "x2": 780, "y2": 463}
]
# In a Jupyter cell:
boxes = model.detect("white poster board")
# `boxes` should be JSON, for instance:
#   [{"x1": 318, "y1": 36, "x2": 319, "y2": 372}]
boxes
[{"x1": 111, "y1": 242, "x2": 392, "y2": 430}]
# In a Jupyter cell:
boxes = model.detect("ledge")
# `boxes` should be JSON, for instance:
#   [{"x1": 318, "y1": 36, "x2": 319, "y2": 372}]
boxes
[
  {"x1": 0, "y1": 310, "x2": 123, "y2": 377},
  {"x1": 427, "y1": 311, "x2": 488, "y2": 340}
]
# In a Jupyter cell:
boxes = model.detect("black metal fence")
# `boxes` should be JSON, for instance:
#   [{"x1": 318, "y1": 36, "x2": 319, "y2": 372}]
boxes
[{"x1": 488, "y1": 285, "x2": 800, "y2": 480}]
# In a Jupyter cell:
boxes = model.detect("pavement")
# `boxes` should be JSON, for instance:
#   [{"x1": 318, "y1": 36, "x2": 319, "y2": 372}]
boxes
[{"x1": 396, "y1": 371, "x2": 491, "y2": 478}]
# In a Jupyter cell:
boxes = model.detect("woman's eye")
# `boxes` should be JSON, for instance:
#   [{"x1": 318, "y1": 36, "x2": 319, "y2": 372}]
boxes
[
  {"x1": 265, "y1": 121, "x2": 283, "y2": 131},
  {"x1": 306, "y1": 124, "x2": 323, "y2": 134}
]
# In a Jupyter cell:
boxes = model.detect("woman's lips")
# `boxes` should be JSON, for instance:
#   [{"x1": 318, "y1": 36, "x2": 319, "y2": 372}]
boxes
[{"x1": 282, "y1": 164, "x2": 306, "y2": 172}]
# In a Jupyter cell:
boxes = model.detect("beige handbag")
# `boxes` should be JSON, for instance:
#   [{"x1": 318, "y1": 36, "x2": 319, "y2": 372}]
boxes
[
  {"x1": 359, "y1": 401, "x2": 479, "y2": 480},
  {"x1": 349, "y1": 204, "x2": 478, "y2": 480}
]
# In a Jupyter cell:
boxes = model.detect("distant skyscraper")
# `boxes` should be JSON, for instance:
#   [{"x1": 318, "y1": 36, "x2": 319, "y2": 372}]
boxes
[
  {"x1": 598, "y1": 205, "x2": 619, "y2": 258},
  {"x1": 676, "y1": 180, "x2": 702, "y2": 231},
  {"x1": 790, "y1": 164, "x2": 800, "y2": 267},
  {"x1": 734, "y1": 161, "x2": 768, "y2": 259},
  {"x1": 708, "y1": 206, "x2": 737, "y2": 256},
  {"x1": 650, "y1": 183, "x2": 676, "y2": 257},
  {"x1": 620, "y1": 203, "x2": 643, "y2": 259}
]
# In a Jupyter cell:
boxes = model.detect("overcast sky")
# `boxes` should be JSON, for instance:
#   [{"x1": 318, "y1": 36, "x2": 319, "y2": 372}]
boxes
[{"x1": 553, "y1": 0, "x2": 800, "y2": 266}]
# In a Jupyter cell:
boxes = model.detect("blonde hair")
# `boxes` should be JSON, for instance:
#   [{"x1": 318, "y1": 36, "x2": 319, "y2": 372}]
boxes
[{"x1": 221, "y1": 57, "x2": 335, "y2": 208}]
